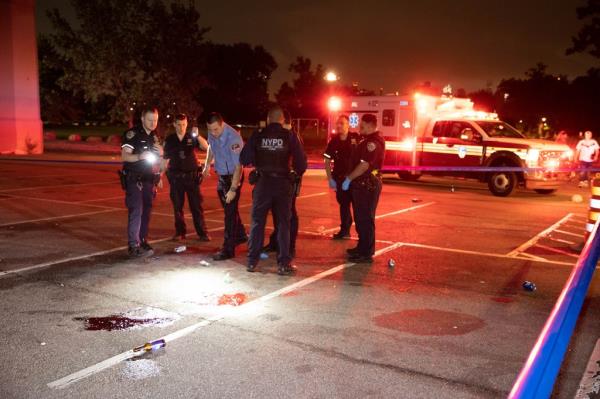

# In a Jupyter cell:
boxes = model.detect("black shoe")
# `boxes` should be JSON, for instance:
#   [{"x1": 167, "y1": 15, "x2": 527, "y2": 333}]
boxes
[
  {"x1": 347, "y1": 254, "x2": 373, "y2": 263},
  {"x1": 140, "y1": 240, "x2": 153, "y2": 251},
  {"x1": 212, "y1": 251, "x2": 233, "y2": 261},
  {"x1": 262, "y1": 243, "x2": 277, "y2": 253},
  {"x1": 277, "y1": 264, "x2": 296, "y2": 276},
  {"x1": 197, "y1": 234, "x2": 211, "y2": 242},
  {"x1": 247, "y1": 263, "x2": 258, "y2": 273},
  {"x1": 346, "y1": 246, "x2": 360, "y2": 255},
  {"x1": 235, "y1": 236, "x2": 248, "y2": 245},
  {"x1": 129, "y1": 246, "x2": 153, "y2": 258},
  {"x1": 332, "y1": 231, "x2": 351, "y2": 240},
  {"x1": 128, "y1": 246, "x2": 142, "y2": 258},
  {"x1": 171, "y1": 234, "x2": 186, "y2": 242}
]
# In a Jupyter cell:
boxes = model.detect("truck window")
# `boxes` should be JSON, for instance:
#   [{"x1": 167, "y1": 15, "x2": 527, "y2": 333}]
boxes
[
  {"x1": 432, "y1": 121, "x2": 446, "y2": 137},
  {"x1": 447, "y1": 122, "x2": 473, "y2": 138},
  {"x1": 382, "y1": 109, "x2": 395, "y2": 127},
  {"x1": 434, "y1": 121, "x2": 473, "y2": 138}
]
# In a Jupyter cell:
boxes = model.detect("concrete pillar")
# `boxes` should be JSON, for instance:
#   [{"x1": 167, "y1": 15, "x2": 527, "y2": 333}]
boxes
[{"x1": 0, "y1": 0, "x2": 43, "y2": 154}]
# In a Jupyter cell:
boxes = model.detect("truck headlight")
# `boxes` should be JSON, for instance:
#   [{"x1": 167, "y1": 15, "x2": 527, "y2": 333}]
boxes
[
  {"x1": 543, "y1": 159, "x2": 560, "y2": 170},
  {"x1": 527, "y1": 149, "x2": 540, "y2": 166}
]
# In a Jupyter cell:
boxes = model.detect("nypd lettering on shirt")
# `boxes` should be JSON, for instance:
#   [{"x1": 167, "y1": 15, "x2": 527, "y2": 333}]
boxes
[{"x1": 261, "y1": 138, "x2": 284, "y2": 151}]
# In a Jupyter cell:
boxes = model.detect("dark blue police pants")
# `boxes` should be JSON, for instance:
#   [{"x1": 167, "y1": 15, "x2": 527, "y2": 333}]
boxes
[
  {"x1": 125, "y1": 177, "x2": 155, "y2": 247},
  {"x1": 335, "y1": 177, "x2": 353, "y2": 234},
  {"x1": 350, "y1": 179, "x2": 382, "y2": 256},
  {"x1": 248, "y1": 176, "x2": 293, "y2": 266},
  {"x1": 168, "y1": 173, "x2": 207, "y2": 237},
  {"x1": 217, "y1": 174, "x2": 246, "y2": 255},
  {"x1": 267, "y1": 193, "x2": 298, "y2": 254}
]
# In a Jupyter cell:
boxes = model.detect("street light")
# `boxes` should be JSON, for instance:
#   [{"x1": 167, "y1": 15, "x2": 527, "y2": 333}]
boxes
[{"x1": 325, "y1": 71, "x2": 338, "y2": 82}]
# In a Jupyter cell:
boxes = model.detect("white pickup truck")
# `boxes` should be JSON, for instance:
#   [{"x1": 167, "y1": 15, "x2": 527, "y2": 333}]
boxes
[{"x1": 327, "y1": 94, "x2": 572, "y2": 196}]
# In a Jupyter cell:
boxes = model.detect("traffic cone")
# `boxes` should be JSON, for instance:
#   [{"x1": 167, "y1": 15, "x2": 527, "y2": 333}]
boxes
[
  {"x1": 575, "y1": 177, "x2": 600, "y2": 252},
  {"x1": 585, "y1": 177, "x2": 600, "y2": 242}
]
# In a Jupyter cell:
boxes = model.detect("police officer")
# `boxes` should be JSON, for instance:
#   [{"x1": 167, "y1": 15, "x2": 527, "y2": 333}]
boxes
[
  {"x1": 262, "y1": 111, "x2": 302, "y2": 258},
  {"x1": 163, "y1": 113, "x2": 211, "y2": 242},
  {"x1": 120, "y1": 107, "x2": 163, "y2": 257},
  {"x1": 203, "y1": 112, "x2": 247, "y2": 260},
  {"x1": 240, "y1": 106, "x2": 307, "y2": 275},
  {"x1": 324, "y1": 114, "x2": 360, "y2": 239},
  {"x1": 342, "y1": 113, "x2": 385, "y2": 263}
]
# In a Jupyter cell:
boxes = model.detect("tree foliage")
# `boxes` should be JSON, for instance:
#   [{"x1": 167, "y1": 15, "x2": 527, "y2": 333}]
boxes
[
  {"x1": 567, "y1": 0, "x2": 600, "y2": 58},
  {"x1": 276, "y1": 57, "x2": 329, "y2": 119},
  {"x1": 42, "y1": 0, "x2": 276, "y2": 124}
]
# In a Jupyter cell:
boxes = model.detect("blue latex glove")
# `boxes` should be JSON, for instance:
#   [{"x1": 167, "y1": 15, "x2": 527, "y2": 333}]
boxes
[
  {"x1": 328, "y1": 178, "x2": 337, "y2": 190},
  {"x1": 342, "y1": 177, "x2": 351, "y2": 191}
]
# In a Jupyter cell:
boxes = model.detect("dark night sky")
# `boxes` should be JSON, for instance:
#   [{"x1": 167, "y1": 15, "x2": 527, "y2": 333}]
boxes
[{"x1": 37, "y1": 0, "x2": 595, "y2": 95}]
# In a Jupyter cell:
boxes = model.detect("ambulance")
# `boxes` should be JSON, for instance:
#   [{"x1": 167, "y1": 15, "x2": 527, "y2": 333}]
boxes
[{"x1": 326, "y1": 94, "x2": 572, "y2": 196}]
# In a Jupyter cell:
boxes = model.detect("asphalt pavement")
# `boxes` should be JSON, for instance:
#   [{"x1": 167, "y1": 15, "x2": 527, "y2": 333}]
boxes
[{"x1": 0, "y1": 155, "x2": 598, "y2": 399}]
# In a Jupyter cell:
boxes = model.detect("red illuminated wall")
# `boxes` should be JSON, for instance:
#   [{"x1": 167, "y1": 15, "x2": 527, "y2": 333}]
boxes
[{"x1": 0, "y1": 0, "x2": 43, "y2": 155}]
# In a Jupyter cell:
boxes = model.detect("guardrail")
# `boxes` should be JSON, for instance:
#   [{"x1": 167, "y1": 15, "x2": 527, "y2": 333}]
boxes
[{"x1": 508, "y1": 218, "x2": 600, "y2": 398}]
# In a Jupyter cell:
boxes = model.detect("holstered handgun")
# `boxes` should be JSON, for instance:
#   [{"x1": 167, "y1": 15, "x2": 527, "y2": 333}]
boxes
[
  {"x1": 290, "y1": 171, "x2": 302, "y2": 197},
  {"x1": 194, "y1": 169, "x2": 203, "y2": 185},
  {"x1": 248, "y1": 169, "x2": 259, "y2": 185}
]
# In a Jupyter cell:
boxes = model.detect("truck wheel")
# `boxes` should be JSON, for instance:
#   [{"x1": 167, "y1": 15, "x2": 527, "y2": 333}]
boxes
[
  {"x1": 397, "y1": 172, "x2": 421, "y2": 181},
  {"x1": 488, "y1": 171, "x2": 516, "y2": 196},
  {"x1": 534, "y1": 189, "x2": 556, "y2": 195}
]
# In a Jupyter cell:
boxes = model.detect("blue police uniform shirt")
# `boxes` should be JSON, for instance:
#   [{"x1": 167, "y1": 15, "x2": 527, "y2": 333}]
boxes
[{"x1": 207, "y1": 123, "x2": 243, "y2": 175}]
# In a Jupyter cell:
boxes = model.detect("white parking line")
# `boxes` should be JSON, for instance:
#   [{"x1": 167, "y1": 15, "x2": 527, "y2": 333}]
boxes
[
  {"x1": 399, "y1": 241, "x2": 575, "y2": 266},
  {"x1": 321, "y1": 201, "x2": 435, "y2": 234},
  {"x1": 0, "y1": 225, "x2": 226, "y2": 279},
  {"x1": 547, "y1": 237, "x2": 576, "y2": 245},
  {"x1": 78, "y1": 191, "x2": 167, "y2": 203},
  {"x1": 569, "y1": 214, "x2": 588, "y2": 220},
  {"x1": 533, "y1": 244, "x2": 579, "y2": 259},
  {"x1": 47, "y1": 241, "x2": 403, "y2": 389},
  {"x1": 517, "y1": 252, "x2": 549, "y2": 262},
  {"x1": 561, "y1": 225, "x2": 586, "y2": 234},
  {"x1": 554, "y1": 229, "x2": 585, "y2": 238},
  {"x1": 151, "y1": 211, "x2": 222, "y2": 225},
  {"x1": 0, "y1": 193, "x2": 121, "y2": 211},
  {"x1": 0, "y1": 181, "x2": 115, "y2": 193},
  {"x1": 375, "y1": 201, "x2": 436, "y2": 220},
  {"x1": 0, "y1": 209, "x2": 122, "y2": 228},
  {"x1": 506, "y1": 213, "x2": 573, "y2": 257},
  {"x1": 0, "y1": 172, "x2": 101, "y2": 179}
]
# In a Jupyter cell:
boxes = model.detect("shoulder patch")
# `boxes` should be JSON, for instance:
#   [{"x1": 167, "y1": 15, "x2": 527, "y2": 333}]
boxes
[
  {"x1": 367, "y1": 142, "x2": 377, "y2": 152},
  {"x1": 231, "y1": 143, "x2": 241, "y2": 153},
  {"x1": 125, "y1": 130, "x2": 136, "y2": 140}
]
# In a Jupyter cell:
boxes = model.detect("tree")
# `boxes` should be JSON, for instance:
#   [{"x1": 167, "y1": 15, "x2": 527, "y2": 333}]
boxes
[
  {"x1": 567, "y1": 0, "x2": 600, "y2": 59},
  {"x1": 494, "y1": 64, "x2": 572, "y2": 135},
  {"x1": 46, "y1": 0, "x2": 210, "y2": 123},
  {"x1": 198, "y1": 43, "x2": 277, "y2": 123},
  {"x1": 276, "y1": 57, "x2": 329, "y2": 119},
  {"x1": 38, "y1": 36, "x2": 86, "y2": 123},
  {"x1": 468, "y1": 89, "x2": 496, "y2": 113}
]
